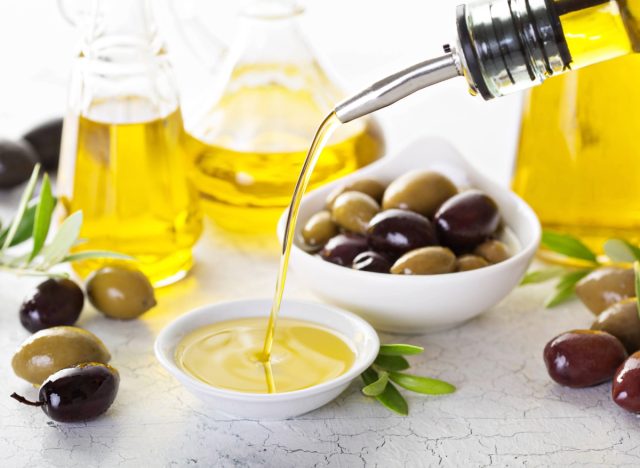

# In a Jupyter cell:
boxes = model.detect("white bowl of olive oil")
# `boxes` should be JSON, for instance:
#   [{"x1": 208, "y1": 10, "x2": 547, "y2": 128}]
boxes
[
  {"x1": 278, "y1": 137, "x2": 541, "y2": 334},
  {"x1": 154, "y1": 299, "x2": 379, "y2": 420}
]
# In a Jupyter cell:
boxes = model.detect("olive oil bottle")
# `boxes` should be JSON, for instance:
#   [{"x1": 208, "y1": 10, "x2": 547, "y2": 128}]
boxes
[{"x1": 513, "y1": 0, "x2": 640, "y2": 248}]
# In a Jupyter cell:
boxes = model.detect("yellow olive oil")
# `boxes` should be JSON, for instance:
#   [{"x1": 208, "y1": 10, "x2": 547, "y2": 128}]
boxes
[
  {"x1": 176, "y1": 317, "x2": 355, "y2": 394},
  {"x1": 513, "y1": 0, "x2": 640, "y2": 249},
  {"x1": 58, "y1": 103, "x2": 202, "y2": 286},
  {"x1": 186, "y1": 64, "x2": 384, "y2": 233}
]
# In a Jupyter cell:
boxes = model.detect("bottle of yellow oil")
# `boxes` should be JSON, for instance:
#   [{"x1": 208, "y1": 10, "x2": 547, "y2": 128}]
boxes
[
  {"x1": 57, "y1": 0, "x2": 202, "y2": 286},
  {"x1": 513, "y1": 0, "x2": 640, "y2": 249},
  {"x1": 184, "y1": 1, "x2": 384, "y2": 233}
]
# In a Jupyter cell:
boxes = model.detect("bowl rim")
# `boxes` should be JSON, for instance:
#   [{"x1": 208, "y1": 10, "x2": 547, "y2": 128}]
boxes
[
  {"x1": 277, "y1": 137, "x2": 541, "y2": 283},
  {"x1": 154, "y1": 298, "x2": 380, "y2": 402}
]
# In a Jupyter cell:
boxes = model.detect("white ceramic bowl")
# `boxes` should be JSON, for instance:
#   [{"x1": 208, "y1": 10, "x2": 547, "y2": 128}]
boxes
[
  {"x1": 154, "y1": 299, "x2": 379, "y2": 420},
  {"x1": 277, "y1": 137, "x2": 541, "y2": 334}
]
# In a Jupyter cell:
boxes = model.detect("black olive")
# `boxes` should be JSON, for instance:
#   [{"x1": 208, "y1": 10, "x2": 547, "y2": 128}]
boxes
[
  {"x1": 20, "y1": 278, "x2": 84, "y2": 333},
  {"x1": 11, "y1": 363, "x2": 119, "y2": 423},
  {"x1": 22, "y1": 118, "x2": 63, "y2": 170},
  {"x1": 434, "y1": 190, "x2": 500, "y2": 251},
  {"x1": 352, "y1": 251, "x2": 391, "y2": 273},
  {"x1": 320, "y1": 234, "x2": 369, "y2": 266},
  {"x1": 0, "y1": 139, "x2": 38, "y2": 189},
  {"x1": 367, "y1": 209, "x2": 436, "y2": 257}
]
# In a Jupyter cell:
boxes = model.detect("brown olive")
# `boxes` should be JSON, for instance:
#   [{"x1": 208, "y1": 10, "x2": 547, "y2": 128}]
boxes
[
  {"x1": 591, "y1": 299, "x2": 640, "y2": 354},
  {"x1": 612, "y1": 351, "x2": 640, "y2": 413},
  {"x1": 11, "y1": 362, "x2": 119, "y2": 422},
  {"x1": 352, "y1": 251, "x2": 391, "y2": 273},
  {"x1": 331, "y1": 191, "x2": 380, "y2": 234},
  {"x1": 22, "y1": 118, "x2": 63, "y2": 170},
  {"x1": 0, "y1": 139, "x2": 38, "y2": 189},
  {"x1": 382, "y1": 170, "x2": 457, "y2": 217},
  {"x1": 367, "y1": 209, "x2": 437, "y2": 257},
  {"x1": 325, "y1": 179, "x2": 386, "y2": 210},
  {"x1": 575, "y1": 267, "x2": 635, "y2": 315},
  {"x1": 12, "y1": 326, "x2": 111, "y2": 386},
  {"x1": 320, "y1": 234, "x2": 369, "y2": 267},
  {"x1": 456, "y1": 254, "x2": 489, "y2": 272},
  {"x1": 543, "y1": 330, "x2": 627, "y2": 388},
  {"x1": 301, "y1": 211, "x2": 338, "y2": 249},
  {"x1": 391, "y1": 246, "x2": 456, "y2": 275},
  {"x1": 19, "y1": 278, "x2": 84, "y2": 333},
  {"x1": 87, "y1": 266, "x2": 157, "y2": 320},
  {"x1": 474, "y1": 239, "x2": 510, "y2": 263},
  {"x1": 434, "y1": 190, "x2": 501, "y2": 251}
]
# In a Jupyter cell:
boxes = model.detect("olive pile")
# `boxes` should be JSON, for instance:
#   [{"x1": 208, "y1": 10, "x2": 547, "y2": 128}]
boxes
[
  {"x1": 542, "y1": 267, "x2": 640, "y2": 414},
  {"x1": 0, "y1": 118, "x2": 62, "y2": 189},
  {"x1": 301, "y1": 170, "x2": 511, "y2": 275},
  {"x1": 11, "y1": 327, "x2": 119, "y2": 422}
]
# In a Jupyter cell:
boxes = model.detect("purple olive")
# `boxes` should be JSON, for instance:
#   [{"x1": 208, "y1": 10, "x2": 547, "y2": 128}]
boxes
[
  {"x1": 352, "y1": 251, "x2": 391, "y2": 273},
  {"x1": 0, "y1": 139, "x2": 38, "y2": 189},
  {"x1": 320, "y1": 234, "x2": 368, "y2": 267},
  {"x1": 22, "y1": 117, "x2": 63, "y2": 170},
  {"x1": 20, "y1": 278, "x2": 84, "y2": 333},
  {"x1": 434, "y1": 190, "x2": 500, "y2": 250},
  {"x1": 367, "y1": 209, "x2": 436, "y2": 257},
  {"x1": 543, "y1": 330, "x2": 628, "y2": 388},
  {"x1": 11, "y1": 362, "x2": 119, "y2": 423},
  {"x1": 612, "y1": 351, "x2": 640, "y2": 413}
]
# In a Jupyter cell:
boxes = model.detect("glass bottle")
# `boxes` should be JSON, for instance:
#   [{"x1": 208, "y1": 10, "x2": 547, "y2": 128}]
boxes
[
  {"x1": 184, "y1": 0, "x2": 385, "y2": 234},
  {"x1": 57, "y1": 0, "x2": 203, "y2": 286}
]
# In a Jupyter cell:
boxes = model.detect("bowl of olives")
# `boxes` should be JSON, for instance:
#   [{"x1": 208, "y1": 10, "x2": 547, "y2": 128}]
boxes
[{"x1": 277, "y1": 137, "x2": 541, "y2": 333}]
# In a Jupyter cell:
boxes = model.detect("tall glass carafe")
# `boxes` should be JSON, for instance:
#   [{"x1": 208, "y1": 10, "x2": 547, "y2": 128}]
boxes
[
  {"x1": 184, "y1": 0, "x2": 385, "y2": 233},
  {"x1": 57, "y1": 0, "x2": 203, "y2": 286}
]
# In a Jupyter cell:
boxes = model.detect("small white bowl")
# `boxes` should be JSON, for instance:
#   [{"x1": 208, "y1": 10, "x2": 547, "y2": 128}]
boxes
[
  {"x1": 154, "y1": 299, "x2": 379, "y2": 420},
  {"x1": 277, "y1": 137, "x2": 541, "y2": 334}
]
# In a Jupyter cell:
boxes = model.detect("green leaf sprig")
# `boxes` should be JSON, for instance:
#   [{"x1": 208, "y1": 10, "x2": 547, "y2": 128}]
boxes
[
  {"x1": 0, "y1": 165, "x2": 131, "y2": 277},
  {"x1": 360, "y1": 343, "x2": 455, "y2": 415},
  {"x1": 521, "y1": 230, "x2": 640, "y2": 308}
]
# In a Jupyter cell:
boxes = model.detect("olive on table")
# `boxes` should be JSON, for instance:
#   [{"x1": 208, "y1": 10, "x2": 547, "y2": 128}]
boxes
[
  {"x1": 331, "y1": 191, "x2": 380, "y2": 234},
  {"x1": 434, "y1": 190, "x2": 500, "y2": 251},
  {"x1": 87, "y1": 266, "x2": 157, "y2": 320},
  {"x1": 19, "y1": 278, "x2": 84, "y2": 333},
  {"x1": 0, "y1": 139, "x2": 38, "y2": 189},
  {"x1": 367, "y1": 209, "x2": 437, "y2": 257},
  {"x1": 474, "y1": 239, "x2": 510, "y2": 264},
  {"x1": 391, "y1": 246, "x2": 456, "y2": 275},
  {"x1": 456, "y1": 254, "x2": 489, "y2": 272},
  {"x1": 352, "y1": 251, "x2": 391, "y2": 273},
  {"x1": 575, "y1": 267, "x2": 635, "y2": 315},
  {"x1": 612, "y1": 351, "x2": 640, "y2": 414},
  {"x1": 543, "y1": 330, "x2": 627, "y2": 388},
  {"x1": 591, "y1": 299, "x2": 640, "y2": 354},
  {"x1": 320, "y1": 233, "x2": 369, "y2": 267},
  {"x1": 382, "y1": 170, "x2": 458, "y2": 217},
  {"x1": 12, "y1": 326, "x2": 111, "y2": 386},
  {"x1": 22, "y1": 117, "x2": 63, "y2": 170},
  {"x1": 325, "y1": 178, "x2": 386, "y2": 210},
  {"x1": 301, "y1": 211, "x2": 338, "y2": 249},
  {"x1": 11, "y1": 362, "x2": 119, "y2": 422}
]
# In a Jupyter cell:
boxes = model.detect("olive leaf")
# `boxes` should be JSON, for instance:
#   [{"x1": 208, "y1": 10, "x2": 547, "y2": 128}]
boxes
[
  {"x1": 29, "y1": 173, "x2": 55, "y2": 261},
  {"x1": 1, "y1": 165, "x2": 40, "y2": 252},
  {"x1": 541, "y1": 230, "x2": 598, "y2": 263},
  {"x1": 604, "y1": 239, "x2": 640, "y2": 263},
  {"x1": 361, "y1": 369, "x2": 389, "y2": 396},
  {"x1": 389, "y1": 372, "x2": 456, "y2": 395},
  {"x1": 361, "y1": 368, "x2": 408, "y2": 416},
  {"x1": 378, "y1": 344, "x2": 424, "y2": 356},
  {"x1": 520, "y1": 266, "x2": 567, "y2": 285},
  {"x1": 544, "y1": 269, "x2": 592, "y2": 308},
  {"x1": 38, "y1": 211, "x2": 83, "y2": 269},
  {"x1": 0, "y1": 200, "x2": 41, "y2": 248},
  {"x1": 374, "y1": 354, "x2": 410, "y2": 371}
]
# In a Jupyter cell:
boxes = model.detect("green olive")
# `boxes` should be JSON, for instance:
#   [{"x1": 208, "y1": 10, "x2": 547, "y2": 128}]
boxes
[
  {"x1": 301, "y1": 211, "x2": 338, "y2": 249},
  {"x1": 474, "y1": 239, "x2": 510, "y2": 263},
  {"x1": 391, "y1": 246, "x2": 456, "y2": 275},
  {"x1": 382, "y1": 170, "x2": 457, "y2": 217},
  {"x1": 87, "y1": 266, "x2": 157, "y2": 320},
  {"x1": 575, "y1": 267, "x2": 635, "y2": 315},
  {"x1": 331, "y1": 191, "x2": 380, "y2": 234},
  {"x1": 456, "y1": 254, "x2": 489, "y2": 272},
  {"x1": 325, "y1": 179, "x2": 386, "y2": 210},
  {"x1": 591, "y1": 298, "x2": 640, "y2": 354},
  {"x1": 12, "y1": 326, "x2": 111, "y2": 386}
]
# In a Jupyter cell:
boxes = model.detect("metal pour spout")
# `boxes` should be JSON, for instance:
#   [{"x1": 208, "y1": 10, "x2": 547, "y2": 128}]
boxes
[{"x1": 334, "y1": 50, "x2": 462, "y2": 124}]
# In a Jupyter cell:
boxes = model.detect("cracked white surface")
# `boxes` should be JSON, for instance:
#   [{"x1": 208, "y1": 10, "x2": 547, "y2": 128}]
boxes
[{"x1": 1, "y1": 221, "x2": 639, "y2": 468}]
